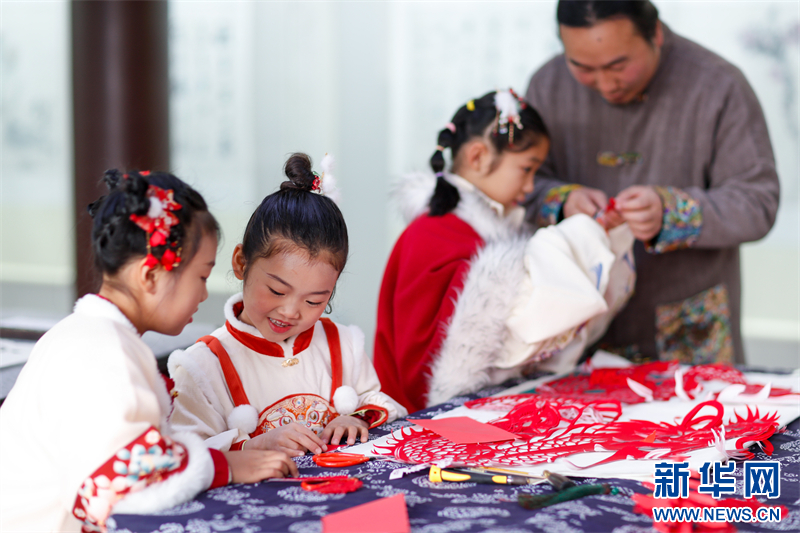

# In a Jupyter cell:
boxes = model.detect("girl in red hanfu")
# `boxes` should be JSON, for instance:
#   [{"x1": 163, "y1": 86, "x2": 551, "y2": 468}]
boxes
[
  {"x1": 374, "y1": 90, "x2": 637, "y2": 413},
  {"x1": 168, "y1": 153, "x2": 406, "y2": 457},
  {"x1": 0, "y1": 170, "x2": 297, "y2": 533}
]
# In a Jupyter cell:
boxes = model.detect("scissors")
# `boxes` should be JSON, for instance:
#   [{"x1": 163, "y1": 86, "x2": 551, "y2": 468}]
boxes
[{"x1": 312, "y1": 452, "x2": 371, "y2": 467}]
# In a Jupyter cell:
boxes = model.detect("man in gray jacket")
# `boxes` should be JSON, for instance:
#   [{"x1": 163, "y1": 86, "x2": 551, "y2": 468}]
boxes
[{"x1": 524, "y1": 0, "x2": 780, "y2": 364}]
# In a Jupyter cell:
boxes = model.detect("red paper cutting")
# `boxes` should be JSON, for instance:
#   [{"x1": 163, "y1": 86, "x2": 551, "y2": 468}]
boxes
[
  {"x1": 321, "y1": 494, "x2": 410, "y2": 533},
  {"x1": 531, "y1": 362, "x2": 794, "y2": 404},
  {"x1": 375, "y1": 398, "x2": 781, "y2": 468},
  {"x1": 407, "y1": 417, "x2": 519, "y2": 444}
]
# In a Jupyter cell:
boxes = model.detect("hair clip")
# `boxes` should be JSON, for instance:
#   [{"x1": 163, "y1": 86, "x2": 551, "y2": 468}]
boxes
[
  {"x1": 435, "y1": 171, "x2": 445, "y2": 178},
  {"x1": 493, "y1": 89, "x2": 525, "y2": 144},
  {"x1": 444, "y1": 122, "x2": 456, "y2": 133},
  {"x1": 466, "y1": 100, "x2": 475, "y2": 111},
  {"x1": 129, "y1": 185, "x2": 183, "y2": 271},
  {"x1": 435, "y1": 145, "x2": 445, "y2": 152},
  {"x1": 311, "y1": 172, "x2": 322, "y2": 192}
]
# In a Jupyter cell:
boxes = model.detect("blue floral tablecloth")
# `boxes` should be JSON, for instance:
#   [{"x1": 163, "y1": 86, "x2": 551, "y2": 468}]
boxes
[{"x1": 110, "y1": 385, "x2": 800, "y2": 533}]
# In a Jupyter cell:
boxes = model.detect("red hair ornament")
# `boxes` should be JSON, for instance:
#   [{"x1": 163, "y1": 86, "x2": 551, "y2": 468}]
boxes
[{"x1": 129, "y1": 184, "x2": 183, "y2": 271}]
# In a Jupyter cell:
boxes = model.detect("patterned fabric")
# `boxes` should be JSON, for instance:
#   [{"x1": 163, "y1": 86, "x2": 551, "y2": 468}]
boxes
[
  {"x1": 647, "y1": 186, "x2": 702, "y2": 254},
  {"x1": 536, "y1": 184, "x2": 582, "y2": 227},
  {"x1": 255, "y1": 394, "x2": 336, "y2": 437},
  {"x1": 109, "y1": 383, "x2": 800, "y2": 533},
  {"x1": 655, "y1": 284, "x2": 733, "y2": 364},
  {"x1": 73, "y1": 426, "x2": 189, "y2": 532}
]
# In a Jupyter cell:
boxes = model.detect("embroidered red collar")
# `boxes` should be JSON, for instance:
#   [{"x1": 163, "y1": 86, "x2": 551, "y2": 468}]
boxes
[{"x1": 226, "y1": 301, "x2": 314, "y2": 357}]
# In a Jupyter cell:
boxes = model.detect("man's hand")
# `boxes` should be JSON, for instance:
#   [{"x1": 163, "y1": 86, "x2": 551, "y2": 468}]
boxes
[
  {"x1": 320, "y1": 415, "x2": 369, "y2": 446},
  {"x1": 616, "y1": 185, "x2": 664, "y2": 241},
  {"x1": 249, "y1": 422, "x2": 327, "y2": 457},
  {"x1": 563, "y1": 186, "x2": 608, "y2": 219}
]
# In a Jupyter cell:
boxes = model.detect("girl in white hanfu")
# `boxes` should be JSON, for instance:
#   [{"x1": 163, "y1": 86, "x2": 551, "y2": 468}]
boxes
[
  {"x1": 0, "y1": 170, "x2": 296, "y2": 533},
  {"x1": 168, "y1": 154, "x2": 406, "y2": 457}
]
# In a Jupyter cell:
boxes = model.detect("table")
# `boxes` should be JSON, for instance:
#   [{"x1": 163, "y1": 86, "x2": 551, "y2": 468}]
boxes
[{"x1": 109, "y1": 382, "x2": 800, "y2": 533}]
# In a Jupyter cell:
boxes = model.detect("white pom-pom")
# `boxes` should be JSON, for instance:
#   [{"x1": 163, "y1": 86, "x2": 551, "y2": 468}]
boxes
[
  {"x1": 147, "y1": 196, "x2": 164, "y2": 219},
  {"x1": 333, "y1": 385, "x2": 358, "y2": 415},
  {"x1": 227, "y1": 404, "x2": 259, "y2": 434},
  {"x1": 319, "y1": 153, "x2": 342, "y2": 205},
  {"x1": 494, "y1": 89, "x2": 519, "y2": 124}
]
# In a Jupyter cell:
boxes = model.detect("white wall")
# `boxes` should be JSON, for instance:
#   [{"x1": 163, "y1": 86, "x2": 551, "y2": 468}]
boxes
[{"x1": 2, "y1": 0, "x2": 798, "y2": 364}]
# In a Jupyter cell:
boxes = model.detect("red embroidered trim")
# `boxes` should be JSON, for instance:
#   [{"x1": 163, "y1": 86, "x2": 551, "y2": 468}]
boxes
[
  {"x1": 251, "y1": 393, "x2": 336, "y2": 437},
  {"x1": 72, "y1": 426, "x2": 189, "y2": 531},
  {"x1": 227, "y1": 301, "x2": 314, "y2": 356},
  {"x1": 208, "y1": 448, "x2": 229, "y2": 489}
]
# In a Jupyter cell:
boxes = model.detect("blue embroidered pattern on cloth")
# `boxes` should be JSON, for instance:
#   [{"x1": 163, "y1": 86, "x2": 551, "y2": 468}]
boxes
[
  {"x1": 536, "y1": 184, "x2": 582, "y2": 227},
  {"x1": 108, "y1": 381, "x2": 800, "y2": 533},
  {"x1": 646, "y1": 186, "x2": 702, "y2": 254}
]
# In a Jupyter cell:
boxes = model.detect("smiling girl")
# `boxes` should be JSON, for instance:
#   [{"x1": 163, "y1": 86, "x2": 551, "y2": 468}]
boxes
[{"x1": 168, "y1": 154, "x2": 406, "y2": 457}]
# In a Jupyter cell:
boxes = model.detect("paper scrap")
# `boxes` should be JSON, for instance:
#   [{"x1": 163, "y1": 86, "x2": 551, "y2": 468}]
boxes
[
  {"x1": 408, "y1": 416, "x2": 519, "y2": 444},
  {"x1": 321, "y1": 494, "x2": 409, "y2": 533}
]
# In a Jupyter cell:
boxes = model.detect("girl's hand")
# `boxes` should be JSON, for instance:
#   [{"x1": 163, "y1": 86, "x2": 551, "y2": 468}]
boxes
[
  {"x1": 223, "y1": 449, "x2": 298, "y2": 483},
  {"x1": 615, "y1": 185, "x2": 664, "y2": 241},
  {"x1": 249, "y1": 423, "x2": 327, "y2": 457},
  {"x1": 321, "y1": 415, "x2": 369, "y2": 446},
  {"x1": 563, "y1": 187, "x2": 607, "y2": 219}
]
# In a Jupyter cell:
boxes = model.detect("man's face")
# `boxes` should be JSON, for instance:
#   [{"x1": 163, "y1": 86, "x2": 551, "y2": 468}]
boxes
[{"x1": 560, "y1": 17, "x2": 663, "y2": 105}]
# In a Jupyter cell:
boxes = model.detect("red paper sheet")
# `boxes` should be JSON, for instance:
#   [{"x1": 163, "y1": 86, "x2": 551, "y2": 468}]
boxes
[
  {"x1": 407, "y1": 416, "x2": 519, "y2": 444},
  {"x1": 321, "y1": 494, "x2": 410, "y2": 533}
]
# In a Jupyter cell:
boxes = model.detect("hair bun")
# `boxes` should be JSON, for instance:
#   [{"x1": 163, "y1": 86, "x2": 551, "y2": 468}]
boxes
[
  {"x1": 281, "y1": 153, "x2": 316, "y2": 192},
  {"x1": 102, "y1": 169, "x2": 125, "y2": 191},
  {"x1": 118, "y1": 170, "x2": 151, "y2": 215}
]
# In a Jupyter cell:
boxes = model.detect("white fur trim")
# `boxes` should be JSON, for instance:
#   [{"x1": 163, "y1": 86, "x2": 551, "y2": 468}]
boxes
[
  {"x1": 167, "y1": 345, "x2": 228, "y2": 418},
  {"x1": 111, "y1": 431, "x2": 215, "y2": 514},
  {"x1": 224, "y1": 293, "x2": 265, "y2": 338},
  {"x1": 319, "y1": 153, "x2": 342, "y2": 205},
  {"x1": 333, "y1": 386, "x2": 359, "y2": 415},
  {"x1": 392, "y1": 171, "x2": 436, "y2": 224},
  {"x1": 426, "y1": 236, "x2": 528, "y2": 406},
  {"x1": 227, "y1": 404, "x2": 259, "y2": 434},
  {"x1": 73, "y1": 294, "x2": 138, "y2": 335},
  {"x1": 393, "y1": 171, "x2": 529, "y2": 243}
]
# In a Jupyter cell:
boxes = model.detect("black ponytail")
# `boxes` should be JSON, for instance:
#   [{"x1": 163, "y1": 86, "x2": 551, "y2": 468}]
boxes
[
  {"x1": 427, "y1": 90, "x2": 549, "y2": 216},
  {"x1": 428, "y1": 127, "x2": 460, "y2": 216}
]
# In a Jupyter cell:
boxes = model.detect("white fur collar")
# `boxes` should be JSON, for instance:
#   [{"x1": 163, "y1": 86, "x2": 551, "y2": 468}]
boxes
[
  {"x1": 224, "y1": 292, "x2": 295, "y2": 347},
  {"x1": 392, "y1": 171, "x2": 528, "y2": 242},
  {"x1": 73, "y1": 294, "x2": 139, "y2": 336}
]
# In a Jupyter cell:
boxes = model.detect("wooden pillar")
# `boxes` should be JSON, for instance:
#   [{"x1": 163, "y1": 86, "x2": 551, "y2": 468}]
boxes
[{"x1": 71, "y1": 0, "x2": 170, "y2": 296}]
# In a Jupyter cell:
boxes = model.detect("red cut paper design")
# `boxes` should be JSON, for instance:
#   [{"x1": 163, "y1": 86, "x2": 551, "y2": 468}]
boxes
[
  {"x1": 533, "y1": 362, "x2": 794, "y2": 404},
  {"x1": 374, "y1": 398, "x2": 780, "y2": 468}
]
